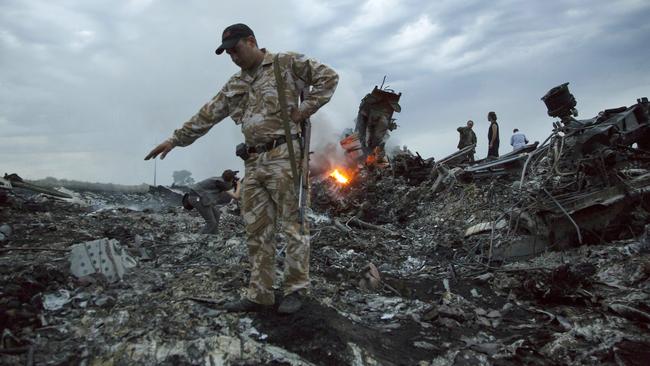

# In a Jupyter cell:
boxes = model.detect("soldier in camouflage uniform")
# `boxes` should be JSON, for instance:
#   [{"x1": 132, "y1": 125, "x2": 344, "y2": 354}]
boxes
[
  {"x1": 145, "y1": 24, "x2": 338, "y2": 314},
  {"x1": 456, "y1": 120, "x2": 477, "y2": 162}
]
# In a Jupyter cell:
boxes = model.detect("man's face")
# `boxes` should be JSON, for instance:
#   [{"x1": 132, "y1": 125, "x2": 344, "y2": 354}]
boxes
[
  {"x1": 467, "y1": 121, "x2": 474, "y2": 129},
  {"x1": 226, "y1": 37, "x2": 257, "y2": 69}
]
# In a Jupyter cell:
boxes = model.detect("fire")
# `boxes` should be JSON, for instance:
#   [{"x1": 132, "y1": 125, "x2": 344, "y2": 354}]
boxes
[
  {"x1": 365, "y1": 152, "x2": 378, "y2": 166},
  {"x1": 365, "y1": 147, "x2": 389, "y2": 167},
  {"x1": 329, "y1": 168, "x2": 350, "y2": 184}
]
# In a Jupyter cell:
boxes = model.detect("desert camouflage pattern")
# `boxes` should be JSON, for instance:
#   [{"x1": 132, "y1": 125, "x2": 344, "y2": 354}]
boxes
[
  {"x1": 457, "y1": 126, "x2": 477, "y2": 150},
  {"x1": 169, "y1": 50, "x2": 339, "y2": 147},
  {"x1": 242, "y1": 142, "x2": 310, "y2": 304},
  {"x1": 168, "y1": 49, "x2": 338, "y2": 305}
]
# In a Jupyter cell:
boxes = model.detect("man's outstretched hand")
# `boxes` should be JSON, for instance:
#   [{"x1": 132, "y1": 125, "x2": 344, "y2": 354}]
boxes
[{"x1": 145, "y1": 140, "x2": 175, "y2": 160}]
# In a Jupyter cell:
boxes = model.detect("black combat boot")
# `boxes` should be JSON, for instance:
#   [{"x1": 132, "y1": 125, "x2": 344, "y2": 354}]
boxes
[
  {"x1": 277, "y1": 292, "x2": 304, "y2": 314},
  {"x1": 222, "y1": 298, "x2": 270, "y2": 312}
]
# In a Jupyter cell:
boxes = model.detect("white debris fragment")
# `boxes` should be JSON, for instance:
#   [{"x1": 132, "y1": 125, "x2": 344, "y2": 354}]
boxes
[
  {"x1": 69, "y1": 238, "x2": 137, "y2": 283},
  {"x1": 307, "y1": 211, "x2": 331, "y2": 225},
  {"x1": 475, "y1": 273, "x2": 494, "y2": 282},
  {"x1": 400, "y1": 256, "x2": 425, "y2": 274},
  {"x1": 464, "y1": 220, "x2": 507, "y2": 237},
  {"x1": 413, "y1": 341, "x2": 436, "y2": 350},
  {"x1": 0, "y1": 224, "x2": 11, "y2": 241},
  {"x1": 486, "y1": 310, "x2": 502, "y2": 318},
  {"x1": 43, "y1": 289, "x2": 71, "y2": 311}
]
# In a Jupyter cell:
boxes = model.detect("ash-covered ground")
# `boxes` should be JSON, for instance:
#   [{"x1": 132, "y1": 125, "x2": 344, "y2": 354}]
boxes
[
  {"x1": 1, "y1": 165, "x2": 649, "y2": 365},
  {"x1": 2, "y1": 88, "x2": 650, "y2": 365}
]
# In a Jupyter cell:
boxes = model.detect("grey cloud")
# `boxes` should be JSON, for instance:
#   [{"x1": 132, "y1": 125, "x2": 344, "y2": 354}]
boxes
[{"x1": 1, "y1": 0, "x2": 649, "y2": 184}]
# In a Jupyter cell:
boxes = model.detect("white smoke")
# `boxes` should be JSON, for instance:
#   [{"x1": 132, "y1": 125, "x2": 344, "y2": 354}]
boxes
[{"x1": 309, "y1": 114, "x2": 357, "y2": 177}]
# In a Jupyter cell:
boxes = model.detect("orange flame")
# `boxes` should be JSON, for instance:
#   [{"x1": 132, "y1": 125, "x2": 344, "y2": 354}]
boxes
[{"x1": 329, "y1": 168, "x2": 350, "y2": 184}]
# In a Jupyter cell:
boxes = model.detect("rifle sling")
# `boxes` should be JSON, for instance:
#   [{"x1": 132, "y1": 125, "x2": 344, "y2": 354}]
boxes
[{"x1": 273, "y1": 54, "x2": 300, "y2": 190}]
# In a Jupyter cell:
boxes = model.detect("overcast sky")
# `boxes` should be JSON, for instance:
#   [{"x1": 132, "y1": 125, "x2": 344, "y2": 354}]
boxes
[{"x1": 2, "y1": 0, "x2": 649, "y2": 185}]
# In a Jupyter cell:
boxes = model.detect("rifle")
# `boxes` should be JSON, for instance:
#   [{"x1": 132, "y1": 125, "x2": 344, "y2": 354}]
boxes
[
  {"x1": 273, "y1": 55, "x2": 310, "y2": 235},
  {"x1": 298, "y1": 90, "x2": 311, "y2": 235}
]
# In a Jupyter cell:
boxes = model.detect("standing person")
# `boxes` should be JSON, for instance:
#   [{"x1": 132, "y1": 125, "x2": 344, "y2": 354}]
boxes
[
  {"x1": 144, "y1": 23, "x2": 339, "y2": 314},
  {"x1": 510, "y1": 128, "x2": 529, "y2": 151},
  {"x1": 487, "y1": 111, "x2": 500, "y2": 158},
  {"x1": 181, "y1": 169, "x2": 239, "y2": 235},
  {"x1": 456, "y1": 120, "x2": 477, "y2": 162}
]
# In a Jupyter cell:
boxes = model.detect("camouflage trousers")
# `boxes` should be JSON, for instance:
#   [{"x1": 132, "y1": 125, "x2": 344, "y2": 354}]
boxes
[{"x1": 241, "y1": 142, "x2": 310, "y2": 305}]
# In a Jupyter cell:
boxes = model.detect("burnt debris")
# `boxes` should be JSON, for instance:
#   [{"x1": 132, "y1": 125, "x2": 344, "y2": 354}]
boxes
[{"x1": 1, "y1": 83, "x2": 650, "y2": 365}]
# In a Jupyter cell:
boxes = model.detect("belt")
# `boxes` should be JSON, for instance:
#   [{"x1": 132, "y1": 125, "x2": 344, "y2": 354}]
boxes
[{"x1": 248, "y1": 134, "x2": 300, "y2": 154}]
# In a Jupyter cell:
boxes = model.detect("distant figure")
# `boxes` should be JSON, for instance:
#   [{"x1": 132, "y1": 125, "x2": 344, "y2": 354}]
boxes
[
  {"x1": 355, "y1": 86, "x2": 401, "y2": 159},
  {"x1": 487, "y1": 111, "x2": 500, "y2": 158},
  {"x1": 510, "y1": 128, "x2": 529, "y2": 151},
  {"x1": 456, "y1": 120, "x2": 477, "y2": 162},
  {"x1": 182, "y1": 169, "x2": 239, "y2": 234}
]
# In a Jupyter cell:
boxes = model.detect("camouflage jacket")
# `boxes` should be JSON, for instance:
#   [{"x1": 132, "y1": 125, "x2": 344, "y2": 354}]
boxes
[
  {"x1": 457, "y1": 126, "x2": 477, "y2": 149},
  {"x1": 169, "y1": 49, "x2": 339, "y2": 147}
]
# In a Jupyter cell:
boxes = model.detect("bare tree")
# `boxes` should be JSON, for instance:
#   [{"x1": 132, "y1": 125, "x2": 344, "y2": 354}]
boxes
[{"x1": 172, "y1": 170, "x2": 194, "y2": 186}]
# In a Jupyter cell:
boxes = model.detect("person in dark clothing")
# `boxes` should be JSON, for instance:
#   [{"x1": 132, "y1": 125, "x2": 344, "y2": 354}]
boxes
[
  {"x1": 456, "y1": 120, "x2": 477, "y2": 162},
  {"x1": 487, "y1": 111, "x2": 500, "y2": 158},
  {"x1": 182, "y1": 169, "x2": 239, "y2": 234}
]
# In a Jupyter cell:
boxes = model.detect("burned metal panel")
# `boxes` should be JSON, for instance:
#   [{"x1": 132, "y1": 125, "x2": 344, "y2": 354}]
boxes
[
  {"x1": 390, "y1": 150, "x2": 434, "y2": 185},
  {"x1": 463, "y1": 153, "x2": 530, "y2": 177},
  {"x1": 0, "y1": 177, "x2": 12, "y2": 190},
  {"x1": 533, "y1": 172, "x2": 650, "y2": 247},
  {"x1": 3, "y1": 173, "x2": 72, "y2": 199},
  {"x1": 461, "y1": 143, "x2": 539, "y2": 180},
  {"x1": 435, "y1": 144, "x2": 476, "y2": 168}
]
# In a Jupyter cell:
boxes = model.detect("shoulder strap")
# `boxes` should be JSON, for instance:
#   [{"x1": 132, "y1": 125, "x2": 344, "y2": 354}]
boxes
[{"x1": 273, "y1": 54, "x2": 300, "y2": 189}]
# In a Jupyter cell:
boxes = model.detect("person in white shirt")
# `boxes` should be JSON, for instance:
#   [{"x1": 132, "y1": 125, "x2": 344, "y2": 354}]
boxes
[{"x1": 510, "y1": 129, "x2": 529, "y2": 151}]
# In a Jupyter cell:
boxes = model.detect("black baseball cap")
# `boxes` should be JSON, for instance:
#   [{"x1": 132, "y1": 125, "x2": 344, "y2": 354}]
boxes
[{"x1": 215, "y1": 23, "x2": 255, "y2": 55}]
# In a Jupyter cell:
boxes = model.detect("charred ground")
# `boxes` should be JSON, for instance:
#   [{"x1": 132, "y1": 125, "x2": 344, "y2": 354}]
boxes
[{"x1": 1, "y1": 85, "x2": 650, "y2": 365}]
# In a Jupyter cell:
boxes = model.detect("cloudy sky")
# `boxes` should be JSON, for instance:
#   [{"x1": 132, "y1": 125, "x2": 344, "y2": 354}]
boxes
[{"x1": 2, "y1": 0, "x2": 649, "y2": 185}]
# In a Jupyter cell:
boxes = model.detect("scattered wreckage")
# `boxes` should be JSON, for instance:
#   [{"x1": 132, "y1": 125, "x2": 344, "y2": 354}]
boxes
[
  {"x1": 1, "y1": 83, "x2": 650, "y2": 365},
  {"x1": 493, "y1": 83, "x2": 649, "y2": 249},
  {"x1": 1, "y1": 174, "x2": 72, "y2": 200},
  {"x1": 398, "y1": 83, "x2": 650, "y2": 250},
  {"x1": 327, "y1": 81, "x2": 650, "y2": 251},
  {"x1": 340, "y1": 83, "x2": 402, "y2": 167}
]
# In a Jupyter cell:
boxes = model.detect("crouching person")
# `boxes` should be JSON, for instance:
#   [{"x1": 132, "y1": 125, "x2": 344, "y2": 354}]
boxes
[{"x1": 182, "y1": 169, "x2": 240, "y2": 234}]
